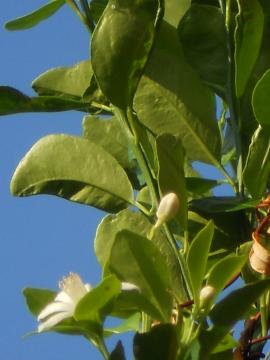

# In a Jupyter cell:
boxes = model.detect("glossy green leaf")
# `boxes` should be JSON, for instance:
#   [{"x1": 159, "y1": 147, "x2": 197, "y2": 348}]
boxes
[
  {"x1": 190, "y1": 196, "x2": 259, "y2": 213},
  {"x1": 109, "y1": 341, "x2": 126, "y2": 360},
  {"x1": 104, "y1": 313, "x2": 140, "y2": 337},
  {"x1": 234, "y1": 0, "x2": 264, "y2": 97},
  {"x1": 133, "y1": 324, "x2": 178, "y2": 360},
  {"x1": 74, "y1": 275, "x2": 121, "y2": 323},
  {"x1": 32, "y1": 60, "x2": 92, "y2": 100},
  {"x1": 91, "y1": 0, "x2": 161, "y2": 108},
  {"x1": 243, "y1": 126, "x2": 270, "y2": 199},
  {"x1": 186, "y1": 178, "x2": 220, "y2": 197},
  {"x1": 11, "y1": 134, "x2": 134, "y2": 213},
  {"x1": 109, "y1": 230, "x2": 173, "y2": 321},
  {"x1": 178, "y1": 4, "x2": 227, "y2": 97},
  {"x1": 163, "y1": 0, "x2": 190, "y2": 27},
  {"x1": 134, "y1": 21, "x2": 221, "y2": 164},
  {"x1": 0, "y1": 86, "x2": 90, "y2": 115},
  {"x1": 252, "y1": 69, "x2": 270, "y2": 129},
  {"x1": 200, "y1": 278, "x2": 270, "y2": 355},
  {"x1": 83, "y1": 115, "x2": 141, "y2": 188},
  {"x1": 23, "y1": 288, "x2": 55, "y2": 316},
  {"x1": 155, "y1": 134, "x2": 187, "y2": 229},
  {"x1": 207, "y1": 255, "x2": 247, "y2": 303},
  {"x1": 90, "y1": 0, "x2": 108, "y2": 22},
  {"x1": 187, "y1": 221, "x2": 214, "y2": 306},
  {"x1": 5, "y1": 0, "x2": 65, "y2": 30},
  {"x1": 211, "y1": 333, "x2": 237, "y2": 355},
  {"x1": 95, "y1": 209, "x2": 185, "y2": 302}
]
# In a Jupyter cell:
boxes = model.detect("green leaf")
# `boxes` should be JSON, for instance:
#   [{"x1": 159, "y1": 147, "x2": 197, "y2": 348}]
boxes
[
  {"x1": 207, "y1": 255, "x2": 247, "y2": 303},
  {"x1": 243, "y1": 126, "x2": 270, "y2": 199},
  {"x1": 134, "y1": 21, "x2": 221, "y2": 164},
  {"x1": 189, "y1": 196, "x2": 259, "y2": 213},
  {"x1": 11, "y1": 134, "x2": 134, "y2": 213},
  {"x1": 109, "y1": 230, "x2": 173, "y2": 321},
  {"x1": 23, "y1": 288, "x2": 55, "y2": 316},
  {"x1": 104, "y1": 313, "x2": 141, "y2": 337},
  {"x1": 0, "y1": 86, "x2": 90, "y2": 115},
  {"x1": 178, "y1": 4, "x2": 227, "y2": 97},
  {"x1": 83, "y1": 116, "x2": 141, "y2": 188},
  {"x1": 109, "y1": 341, "x2": 126, "y2": 360},
  {"x1": 90, "y1": 0, "x2": 108, "y2": 23},
  {"x1": 95, "y1": 209, "x2": 185, "y2": 302},
  {"x1": 155, "y1": 134, "x2": 187, "y2": 229},
  {"x1": 234, "y1": 0, "x2": 264, "y2": 97},
  {"x1": 133, "y1": 324, "x2": 178, "y2": 360},
  {"x1": 200, "y1": 278, "x2": 270, "y2": 355},
  {"x1": 163, "y1": 0, "x2": 190, "y2": 27},
  {"x1": 32, "y1": 60, "x2": 92, "y2": 100},
  {"x1": 5, "y1": 0, "x2": 65, "y2": 31},
  {"x1": 91, "y1": 0, "x2": 161, "y2": 108},
  {"x1": 74, "y1": 275, "x2": 121, "y2": 323},
  {"x1": 211, "y1": 334, "x2": 237, "y2": 355},
  {"x1": 252, "y1": 69, "x2": 270, "y2": 129},
  {"x1": 186, "y1": 178, "x2": 220, "y2": 197},
  {"x1": 187, "y1": 221, "x2": 214, "y2": 306}
]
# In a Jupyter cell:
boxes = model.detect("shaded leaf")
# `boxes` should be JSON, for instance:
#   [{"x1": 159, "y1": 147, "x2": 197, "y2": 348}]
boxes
[
  {"x1": 109, "y1": 341, "x2": 126, "y2": 360},
  {"x1": 5, "y1": 0, "x2": 65, "y2": 31},
  {"x1": 133, "y1": 324, "x2": 177, "y2": 360},
  {"x1": 90, "y1": 0, "x2": 108, "y2": 23},
  {"x1": 95, "y1": 209, "x2": 185, "y2": 302},
  {"x1": 0, "y1": 86, "x2": 89, "y2": 115},
  {"x1": 23, "y1": 288, "x2": 55, "y2": 317},
  {"x1": 234, "y1": 0, "x2": 264, "y2": 97},
  {"x1": 252, "y1": 69, "x2": 270, "y2": 129},
  {"x1": 91, "y1": 0, "x2": 161, "y2": 108},
  {"x1": 187, "y1": 221, "x2": 214, "y2": 306},
  {"x1": 200, "y1": 278, "x2": 270, "y2": 355},
  {"x1": 11, "y1": 134, "x2": 134, "y2": 213},
  {"x1": 186, "y1": 178, "x2": 220, "y2": 197},
  {"x1": 155, "y1": 134, "x2": 187, "y2": 229},
  {"x1": 74, "y1": 275, "x2": 121, "y2": 323},
  {"x1": 178, "y1": 4, "x2": 227, "y2": 97},
  {"x1": 134, "y1": 21, "x2": 221, "y2": 164},
  {"x1": 163, "y1": 0, "x2": 190, "y2": 27},
  {"x1": 189, "y1": 196, "x2": 258, "y2": 213},
  {"x1": 109, "y1": 230, "x2": 173, "y2": 321},
  {"x1": 32, "y1": 60, "x2": 92, "y2": 100},
  {"x1": 243, "y1": 126, "x2": 270, "y2": 199},
  {"x1": 104, "y1": 313, "x2": 140, "y2": 337}
]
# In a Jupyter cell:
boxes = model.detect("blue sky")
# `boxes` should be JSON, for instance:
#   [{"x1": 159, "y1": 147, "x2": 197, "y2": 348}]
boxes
[{"x1": 0, "y1": 1, "x2": 114, "y2": 359}]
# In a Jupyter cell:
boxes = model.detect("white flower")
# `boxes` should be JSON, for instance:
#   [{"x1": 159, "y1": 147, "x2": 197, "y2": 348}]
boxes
[
  {"x1": 121, "y1": 282, "x2": 139, "y2": 291},
  {"x1": 37, "y1": 273, "x2": 91, "y2": 332},
  {"x1": 199, "y1": 285, "x2": 216, "y2": 309},
  {"x1": 155, "y1": 193, "x2": 180, "y2": 228}
]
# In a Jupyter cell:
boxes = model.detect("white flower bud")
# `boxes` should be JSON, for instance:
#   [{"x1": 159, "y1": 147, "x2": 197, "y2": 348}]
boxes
[
  {"x1": 199, "y1": 285, "x2": 215, "y2": 309},
  {"x1": 155, "y1": 193, "x2": 180, "y2": 228}
]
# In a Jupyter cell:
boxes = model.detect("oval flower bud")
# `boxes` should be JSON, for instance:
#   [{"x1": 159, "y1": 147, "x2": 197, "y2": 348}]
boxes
[
  {"x1": 155, "y1": 193, "x2": 180, "y2": 228},
  {"x1": 199, "y1": 285, "x2": 216, "y2": 310}
]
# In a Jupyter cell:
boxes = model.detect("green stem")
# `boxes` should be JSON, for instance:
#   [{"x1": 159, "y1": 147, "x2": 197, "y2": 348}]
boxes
[
  {"x1": 79, "y1": 0, "x2": 96, "y2": 33},
  {"x1": 91, "y1": 101, "x2": 113, "y2": 113},
  {"x1": 260, "y1": 284, "x2": 268, "y2": 337},
  {"x1": 97, "y1": 338, "x2": 110, "y2": 360},
  {"x1": 142, "y1": 312, "x2": 151, "y2": 332},
  {"x1": 65, "y1": 0, "x2": 91, "y2": 33},
  {"x1": 113, "y1": 106, "x2": 159, "y2": 209},
  {"x1": 224, "y1": 0, "x2": 243, "y2": 195}
]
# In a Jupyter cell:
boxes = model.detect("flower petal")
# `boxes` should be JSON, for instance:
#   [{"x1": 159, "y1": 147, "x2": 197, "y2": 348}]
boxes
[
  {"x1": 121, "y1": 282, "x2": 139, "y2": 291},
  {"x1": 38, "y1": 301, "x2": 74, "y2": 321},
  {"x1": 55, "y1": 291, "x2": 73, "y2": 303},
  {"x1": 38, "y1": 311, "x2": 71, "y2": 332}
]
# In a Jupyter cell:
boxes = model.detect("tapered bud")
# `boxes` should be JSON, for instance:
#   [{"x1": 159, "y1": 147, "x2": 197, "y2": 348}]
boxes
[
  {"x1": 199, "y1": 285, "x2": 215, "y2": 309},
  {"x1": 155, "y1": 193, "x2": 180, "y2": 228}
]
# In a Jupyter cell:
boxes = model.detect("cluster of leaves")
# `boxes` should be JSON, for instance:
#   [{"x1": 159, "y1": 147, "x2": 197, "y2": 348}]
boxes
[{"x1": 3, "y1": 0, "x2": 270, "y2": 359}]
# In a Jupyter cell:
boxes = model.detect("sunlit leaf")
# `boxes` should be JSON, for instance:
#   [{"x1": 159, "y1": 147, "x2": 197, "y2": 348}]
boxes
[
  {"x1": 11, "y1": 134, "x2": 134, "y2": 212},
  {"x1": 252, "y1": 69, "x2": 270, "y2": 129},
  {"x1": 23, "y1": 288, "x2": 55, "y2": 316},
  {"x1": 5, "y1": 0, "x2": 65, "y2": 31},
  {"x1": 91, "y1": 0, "x2": 161, "y2": 108},
  {"x1": 109, "y1": 230, "x2": 173, "y2": 321},
  {"x1": 187, "y1": 221, "x2": 214, "y2": 306},
  {"x1": 104, "y1": 313, "x2": 141, "y2": 337},
  {"x1": 134, "y1": 21, "x2": 221, "y2": 164},
  {"x1": 243, "y1": 126, "x2": 270, "y2": 199}
]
